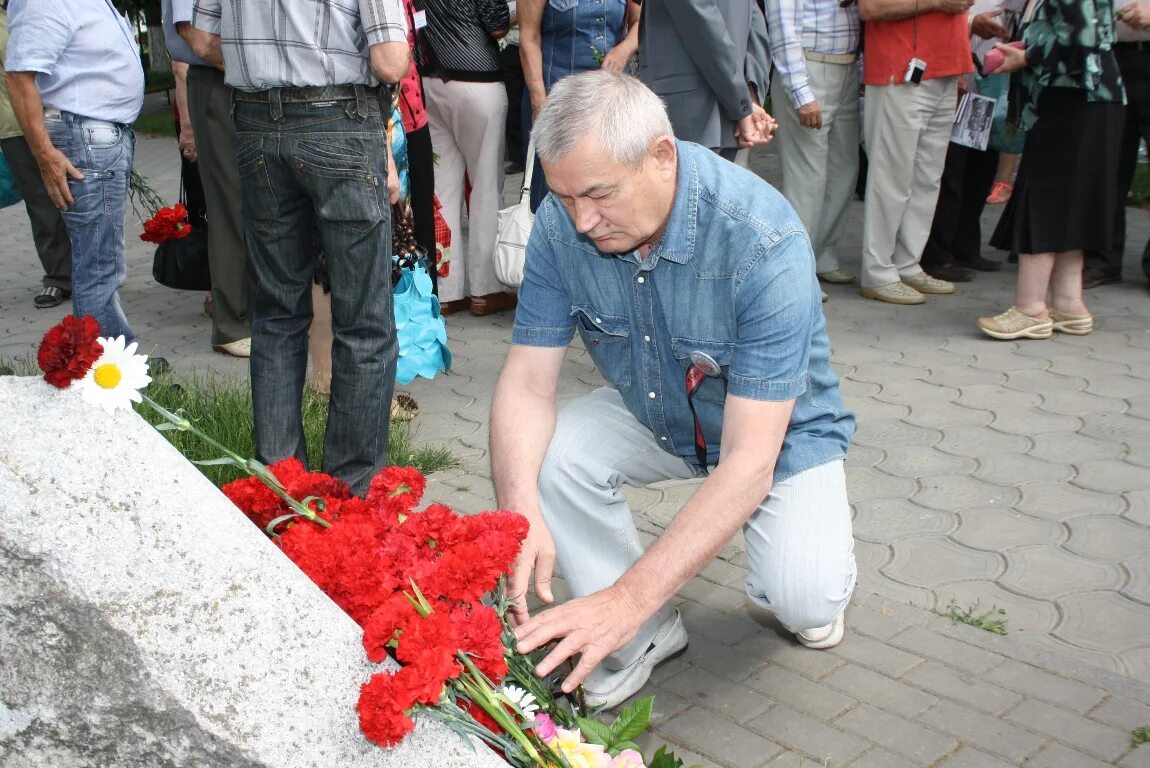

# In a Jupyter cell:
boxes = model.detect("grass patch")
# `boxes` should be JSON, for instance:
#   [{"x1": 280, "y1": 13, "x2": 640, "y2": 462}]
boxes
[
  {"x1": 132, "y1": 110, "x2": 177, "y2": 137},
  {"x1": 1133, "y1": 726, "x2": 1150, "y2": 748},
  {"x1": 137, "y1": 370, "x2": 458, "y2": 486},
  {"x1": 939, "y1": 600, "x2": 1008, "y2": 635}
]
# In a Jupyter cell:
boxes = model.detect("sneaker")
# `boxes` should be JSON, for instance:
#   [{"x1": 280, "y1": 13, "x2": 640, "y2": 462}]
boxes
[
  {"x1": 796, "y1": 614, "x2": 845, "y2": 650},
  {"x1": 821, "y1": 290, "x2": 829, "y2": 303},
  {"x1": 213, "y1": 338, "x2": 252, "y2": 358},
  {"x1": 1051, "y1": 309, "x2": 1094, "y2": 335},
  {"x1": 902, "y1": 271, "x2": 956, "y2": 294},
  {"x1": 581, "y1": 610, "x2": 688, "y2": 710},
  {"x1": 859, "y1": 282, "x2": 925, "y2": 305},
  {"x1": 817, "y1": 269, "x2": 855, "y2": 285},
  {"x1": 978, "y1": 307, "x2": 1053, "y2": 340}
]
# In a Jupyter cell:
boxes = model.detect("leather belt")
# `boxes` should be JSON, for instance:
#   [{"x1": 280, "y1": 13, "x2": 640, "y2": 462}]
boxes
[{"x1": 804, "y1": 50, "x2": 858, "y2": 65}]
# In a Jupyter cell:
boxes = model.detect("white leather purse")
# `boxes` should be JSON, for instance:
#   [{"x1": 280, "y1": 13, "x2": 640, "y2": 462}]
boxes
[{"x1": 494, "y1": 137, "x2": 536, "y2": 288}]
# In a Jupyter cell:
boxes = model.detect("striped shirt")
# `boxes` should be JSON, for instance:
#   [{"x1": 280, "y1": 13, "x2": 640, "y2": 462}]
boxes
[
  {"x1": 764, "y1": 0, "x2": 860, "y2": 108},
  {"x1": 191, "y1": 0, "x2": 408, "y2": 91},
  {"x1": 415, "y1": 0, "x2": 509, "y2": 82}
]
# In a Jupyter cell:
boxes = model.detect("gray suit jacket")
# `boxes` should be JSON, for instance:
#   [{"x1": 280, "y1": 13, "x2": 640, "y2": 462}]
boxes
[{"x1": 638, "y1": 0, "x2": 771, "y2": 151}]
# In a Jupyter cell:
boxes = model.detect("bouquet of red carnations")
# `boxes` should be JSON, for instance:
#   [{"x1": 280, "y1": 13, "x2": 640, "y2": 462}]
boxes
[{"x1": 140, "y1": 203, "x2": 194, "y2": 244}]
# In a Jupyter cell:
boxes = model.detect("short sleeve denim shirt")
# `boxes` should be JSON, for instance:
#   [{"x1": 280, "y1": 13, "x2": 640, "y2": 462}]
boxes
[{"x1": 512, "y1": 141, "x2": 855, "y2": 482}]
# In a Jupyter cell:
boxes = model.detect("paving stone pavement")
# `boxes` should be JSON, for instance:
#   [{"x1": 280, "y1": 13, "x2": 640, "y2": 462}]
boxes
[{"x1": 2, "y1": 123, "x2": 1150, "y2": 767}]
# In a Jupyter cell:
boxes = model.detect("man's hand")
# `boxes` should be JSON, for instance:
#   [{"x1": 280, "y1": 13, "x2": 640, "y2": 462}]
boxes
[
  {"x1": 971, "y1": 8, "x2": 1010, "y2": 39},
  {"x1": 505, "y1": 518, "x2": 557, "y2": 625},
  {"x1": 736, "y1": 104, "x2": 777, "y2": 148},
  {"x1": 38, "y1": 146, "x2": 84, "y2": 209},
  {"x1": 179, "y1": 126, "x2": 197, "y2": 164},
  {"x1": 1118, "y1": 2, "x2": 1150, "y2": 29},
  {"x1": 513, "y1": 585, "x2": 648, "y2": 694},
  {"x1": 798, "y1": 100, "x2": 823, "y2": 130}
]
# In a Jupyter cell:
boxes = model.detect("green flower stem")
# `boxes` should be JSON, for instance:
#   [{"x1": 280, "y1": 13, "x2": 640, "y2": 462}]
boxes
[
  {"x1": 454, "y1": 653, "x2": 560, "y2": 767},
  {"x1": 139, "y1": 393, "x2": 331, "y2": 529}
]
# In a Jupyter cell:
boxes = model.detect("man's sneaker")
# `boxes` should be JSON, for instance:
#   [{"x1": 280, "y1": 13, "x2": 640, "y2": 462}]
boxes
[
  {"x1": 859, "y1": 281, "x2": 925, "y2": 305},
  {"x1": 902, "y1": 271, "x2": 956, "y2": 294},
  {"x1": 581, "y1": 610, "x2": 688, "y2": 710},
  {"x1": 796, "y1": 614, "x2": 845, "y2": 650},
  {"x1": 213, "y1": 338, "x2": 252, "y2": 358}
]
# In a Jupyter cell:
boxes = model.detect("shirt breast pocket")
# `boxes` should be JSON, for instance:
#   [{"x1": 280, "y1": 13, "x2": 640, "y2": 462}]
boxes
[
  {"x1": 671, "y1": 339, "x2": 733, "y2": 405},
  {"x1": 573, "y1": 307, "x2": 632, "y2": 390}
]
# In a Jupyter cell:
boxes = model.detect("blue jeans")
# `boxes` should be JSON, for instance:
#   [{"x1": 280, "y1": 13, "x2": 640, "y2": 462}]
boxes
[
  {"x1": 44, "y1": 111, "x2": 134, "y2": 341},
  {"x1": 233, "y1": 86, "x2": 397, "y2": 496}
]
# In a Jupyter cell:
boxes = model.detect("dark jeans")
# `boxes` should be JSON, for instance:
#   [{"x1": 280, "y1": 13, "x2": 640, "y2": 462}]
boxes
[
  {"x1": 233, "y1": 85, "x2": 398, "y2": 496},
  {"x1": 922, "y1": 142, "x2": 999, "y2": 268},
  {"x1": 500, "y1": 43, "x2": 526, "y2": 168},
  {"x1": 1087, "y1": 43, "x2": 1150, "y2": 280},
  {"x1": 0, "y1": 135, "x2": 72, "y2": 291}
]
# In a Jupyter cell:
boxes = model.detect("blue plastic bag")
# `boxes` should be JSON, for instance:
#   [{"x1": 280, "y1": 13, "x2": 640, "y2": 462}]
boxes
[
  {"x1": 0, "y1": 151, "x2": 22, "y2": 209},
  {"x1": 393, "y1": 258, "x2": 451, "y2": 385}
]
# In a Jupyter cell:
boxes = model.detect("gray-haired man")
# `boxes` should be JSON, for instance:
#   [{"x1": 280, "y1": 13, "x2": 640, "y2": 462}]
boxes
[{"x1": 494, "y1": 70, "x2": 856, "y2": 711}]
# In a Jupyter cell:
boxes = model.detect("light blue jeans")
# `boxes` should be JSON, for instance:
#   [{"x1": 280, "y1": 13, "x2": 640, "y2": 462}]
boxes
[
  {"x1": 44, "y1": 111, "x2": 134, "y2": 341},
  {"x1": 538, "y1": 387, "x2": 857, "y2": 670}
]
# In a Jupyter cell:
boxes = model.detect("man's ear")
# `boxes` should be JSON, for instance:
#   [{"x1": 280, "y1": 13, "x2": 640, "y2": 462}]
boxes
[{"x1": 651, "y1": 135, "x2": 677, "y2": 176}]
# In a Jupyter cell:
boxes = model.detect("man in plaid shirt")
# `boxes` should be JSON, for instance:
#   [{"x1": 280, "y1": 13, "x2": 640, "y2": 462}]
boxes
[{"x1": 191, "y1": 0, "x2": 409, "y2": 497}]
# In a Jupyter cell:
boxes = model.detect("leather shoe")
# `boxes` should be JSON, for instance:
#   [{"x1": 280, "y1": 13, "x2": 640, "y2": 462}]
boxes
[
  {"x1": 924, "y1": 263, "x2": 974, "y2": 283},
  {"x1": 1082, "y1": 268, "x2": 1120, "y2": 289},
  {"x1": 469, "y1": 291, "x2": 518, "y2": 316},
  {"x1": 438, "y1": 298, "x2": 470, "y2": 316},
  {"x1": 955, "y1": 255, "x2": 1002, "y2": 272}
]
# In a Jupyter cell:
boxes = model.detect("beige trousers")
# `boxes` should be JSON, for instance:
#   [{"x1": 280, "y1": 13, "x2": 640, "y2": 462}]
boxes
[
  {"x1": 422, "y1": 77, "x2": 508, "y2": 303},
  {"x1": 772, "y1": 57, "x2": 861, "y2": 276},
  {"x1": 860, "y1": 77, "x2": 957, "y2": 288}
]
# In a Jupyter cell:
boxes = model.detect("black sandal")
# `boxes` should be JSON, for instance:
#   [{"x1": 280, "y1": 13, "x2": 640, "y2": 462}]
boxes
[{"x1": 34, "y1": 286, "x2": 71, "y2": 309}]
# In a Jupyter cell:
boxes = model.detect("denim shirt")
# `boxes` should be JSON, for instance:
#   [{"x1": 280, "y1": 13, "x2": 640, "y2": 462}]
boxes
[
  {"x1": 512, "y1": 141, "x2": 855, "y2": 483},
  {"x1": 541, "y1": 0, "x2": 628, "y2": 87}
]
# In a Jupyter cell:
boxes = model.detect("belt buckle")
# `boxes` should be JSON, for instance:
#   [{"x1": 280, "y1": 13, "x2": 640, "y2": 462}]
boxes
[{"x1": 43, "y1": 108, "x2": 62, "y2": 120}]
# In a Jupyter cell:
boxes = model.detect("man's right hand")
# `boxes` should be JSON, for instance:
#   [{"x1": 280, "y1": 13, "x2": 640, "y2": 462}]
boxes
[
  {"x1": 505, "y1": 517, "x2": 557, "y2": 626},
  {"x1": 798, "y1": 100, "x2": 823, "y2": 130},
  {"x1": 179, "y1": 127, "x2": 197, "y2": 164},
  {"x1": 37, "y1": 146, "x2": 83, "y2": 210}
]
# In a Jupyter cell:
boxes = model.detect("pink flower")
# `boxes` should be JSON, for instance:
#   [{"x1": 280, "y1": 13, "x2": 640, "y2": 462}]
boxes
[
  {"x1": 533, "y1": 713, "x2": 557, "y2": 742},
  {"x1": 613, "y1": 749, "x2": 646, "y2": 768}
]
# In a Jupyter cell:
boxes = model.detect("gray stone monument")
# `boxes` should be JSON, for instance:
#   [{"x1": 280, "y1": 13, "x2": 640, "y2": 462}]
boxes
[{"x1": 0, "y1": 376, "x2": 507, "y2": 768}]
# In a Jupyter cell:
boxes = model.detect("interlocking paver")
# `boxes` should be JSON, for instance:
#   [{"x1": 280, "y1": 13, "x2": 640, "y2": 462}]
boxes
[
  {"x1": 851, "y1": 419, "x2": 941, "y2": 449},
  {"x1": 843, "y1": 466, "x2": 918, "y2": 503},
  {"x1": 933, "y1": 582, "x2": 1060, "y2": 634},
  {"x1": 920, "y1": 363, "x2": 1003, "y2": 388},
  {"x1": 951, "y1": 506, "x2": 1065, "y2": 552},
  {"x1": 834, "y1": 704, "x2": 957, "y2": 765},
  {"x1": 973, "y1": 451, "x2": 1072, "y2": 485},
  {"x1": 747, "y1": 665, "x2": 856, "y2": 721},
  {"x1": 1001, "y1": 368, "x2": 1087, "y2": 394},
  {"x1": 657, "y1": 709, "x2": 783, "y2": 768},
  {"x1": 828, "y1": 633, "x2": 924, "y2": 678},
  {"x1": 851, "y1": 498, "x2": 956, "y2": 543},
  {"x1": 919, "y1": 699, "x2": 1046, "y2": 762},
  {"x1": 935, "y1": 745, "x2": 1015, "y2": 768},
  {"x1": 1054, "y1": 592, "x2": 1150, "y2": 655},
  {"x1": 821, "y1": 664, "x2": 938, "y2": 719},
  {"x1": 988, "y1": 406, "x2": 1084, "y2": 437},
  {"x1": 1064, "y1": 513, "x2": 1150, "y2": 561},
  {"x1": 845, "y1": 746, "x2": 923, "y2": 768},
  {"x1": 744, "y1": 704, "x2": 869, "y2": 766},
  {"x1": 877, "y1": 446, "x2": 977, "y2": 478},
  {"x1": 912, "y1": 474, "x2": 1019, "y2": 513},
  {"x1": 1024, "y1": 742, "x2": 1117, "y2": 768},
  {"x1": 883, "y1": 538, "x2": 1003, "y2": 588},
  {"x1": 887, "y1": 625, "x2": 1006, "y2": 675},
  {"x1": 999, "y1": 545, "x2": 1125, "y2": 599},
  {"x1": 1016, "y1": 482, "x2": 1126, "y2": 521},
  {"x1": 660, "y1": 666, "x2": 773, "y2": 724},
  {"x1": 931, "y1": 424, "x2": 1030, "y2": 459},
  {"x1": 901, "y1": 660, "x2": 1022, "y2": 715},
  {"x1": 1026, "y1": 430, "x2": 1127, "y2": 464},
  {"x1": 900, "y1": 400, "x2": 993, "y2": 429},
  {"x1": 1004, "y1": 697, "x2": 1130, "y2": 762}
]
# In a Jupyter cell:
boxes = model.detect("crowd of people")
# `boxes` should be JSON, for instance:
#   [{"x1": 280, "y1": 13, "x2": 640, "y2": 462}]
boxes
[{"x1": 1, "y1": 0, "x2": 1146, "y2": 713}]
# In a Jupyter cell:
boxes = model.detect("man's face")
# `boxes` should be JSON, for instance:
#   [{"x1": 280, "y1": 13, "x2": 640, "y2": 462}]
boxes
[{"x1": 542, "y1": 133, "x2": 677, "y2": 254}]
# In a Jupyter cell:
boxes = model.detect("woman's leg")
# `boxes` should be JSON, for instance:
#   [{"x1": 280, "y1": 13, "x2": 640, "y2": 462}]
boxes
[
  {"x1": 1049, "y1": 249, "x2": 1089, "y2": 315},
  {"x1": 1014, "y1": 252, "x2": 1056, "y2": 319}
]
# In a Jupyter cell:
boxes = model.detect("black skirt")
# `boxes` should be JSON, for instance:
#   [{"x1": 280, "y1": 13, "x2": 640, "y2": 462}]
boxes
[{"x1": 990, "y1": 87, "x2": 1123, "y2": 255}]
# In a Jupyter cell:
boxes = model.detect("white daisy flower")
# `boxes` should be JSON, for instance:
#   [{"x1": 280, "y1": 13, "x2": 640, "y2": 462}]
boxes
[
  {"x1": 501, "y1": 684, "x2": 540, "y2": 718},
  {"x1": 77, "y1": 336, "x2": 151, "y2": 414}
]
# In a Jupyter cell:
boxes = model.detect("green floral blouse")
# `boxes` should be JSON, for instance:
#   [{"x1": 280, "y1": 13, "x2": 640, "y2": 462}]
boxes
[{"x1": 1021, "y1": 0, "x2": 1125, "y2": 129}]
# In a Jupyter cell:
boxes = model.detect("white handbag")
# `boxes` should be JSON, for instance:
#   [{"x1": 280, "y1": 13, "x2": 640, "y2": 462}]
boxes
[{"x1": 494, "y1": 137, "x2": 536, "y2": 288}]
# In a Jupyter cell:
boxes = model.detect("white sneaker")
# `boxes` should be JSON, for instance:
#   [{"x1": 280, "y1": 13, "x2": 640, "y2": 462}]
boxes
[
  {"x1": 213, "y1": 337, "x2": 252, "y2": 358},
  {"x1": 796, "y1": 614, "x2": 845, "y2": 650},
  {"x1": 581, "y1": 610, "x2": 688, "y2": 709}
]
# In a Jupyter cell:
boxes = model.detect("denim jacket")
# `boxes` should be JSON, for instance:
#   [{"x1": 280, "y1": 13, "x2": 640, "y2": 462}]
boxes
[{"x1": 512, "y1": 141, "x2": 855, "y2": 482}]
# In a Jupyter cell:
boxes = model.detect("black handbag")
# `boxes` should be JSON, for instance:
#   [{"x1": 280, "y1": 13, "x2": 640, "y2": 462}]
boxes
[{"x1": 152, "y1": 173, "x2": 212, "y2": 291}]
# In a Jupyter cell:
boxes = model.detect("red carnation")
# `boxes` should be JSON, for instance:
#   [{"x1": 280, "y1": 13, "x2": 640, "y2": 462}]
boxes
[
  {"x1": 37, "y1": 315, "x2": 103, "y2": 388},
  {"x1": 140, "y1": 203, "x2": 194, "y2": 244}
]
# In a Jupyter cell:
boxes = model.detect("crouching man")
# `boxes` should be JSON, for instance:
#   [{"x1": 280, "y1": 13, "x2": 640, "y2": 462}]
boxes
[{"x1": 490, "y1": 70, "x2": 857, "y2": 710}]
